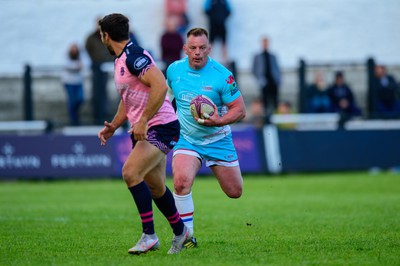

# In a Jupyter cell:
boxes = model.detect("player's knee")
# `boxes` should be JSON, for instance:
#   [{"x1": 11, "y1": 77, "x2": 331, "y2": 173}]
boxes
[
  {"x1": 122, "y1": 165, "x2": 140, "y2": 186},
  {"x1": 173, "y1": 175, "x2": 192, "y2": 195},
  {"x1": 226, "y1": 186, "x2": 242, "y2": 199},
  {"x1": 174, "y1": 180, "x2": 189, "y2": 194},
  {"x1": 227, "y1": 190, "x2": 242, "y2": 199}
]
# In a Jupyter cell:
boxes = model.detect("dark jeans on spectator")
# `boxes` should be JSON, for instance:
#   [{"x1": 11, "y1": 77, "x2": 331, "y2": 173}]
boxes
[{"x1": 91, "y1": 63, "x2": 109, "y2": 125}]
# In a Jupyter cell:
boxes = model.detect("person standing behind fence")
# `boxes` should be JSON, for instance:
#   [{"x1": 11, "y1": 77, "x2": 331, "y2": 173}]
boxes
[
  {"x1": 160, "y1": 15, "x2": 184, "y2": 75},
  {"x1": 306, "y1": 71, "x2": 332, "y2": 113},
  {"x1": 61, "y1": 43, "x2": 85, "y2": 126},
  {"x1": 85, "y1": 17, "x2": 115, "y2": 125},
  {"x1": 165, "y1": 0, "x2": 189, "y2": 36},
  {"x1": 252, "y1": 36, "x2": 281, "y2": 121},
  {"x1": 372, "y1": 65, "x2": 400, "y2": 118},
  {"x1": 204, "y1": 0, "x2": 231, "y2": 65},
  {"x1": 327, "y1": 71, "x2": 362, "y2": 119}
]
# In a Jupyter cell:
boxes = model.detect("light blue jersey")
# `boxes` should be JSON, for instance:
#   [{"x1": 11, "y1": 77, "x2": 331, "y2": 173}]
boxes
[{"x1": 167, "y1": 57, "x2": 241, "y2": 145}]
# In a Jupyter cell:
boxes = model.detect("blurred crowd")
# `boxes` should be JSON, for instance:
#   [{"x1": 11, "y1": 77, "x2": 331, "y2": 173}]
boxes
[{"x1": 60, "y1": 0, "x2": 400, "y2": 127}]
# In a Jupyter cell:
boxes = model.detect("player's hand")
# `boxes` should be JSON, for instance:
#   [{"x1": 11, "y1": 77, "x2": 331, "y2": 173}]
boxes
[
  {"x1": 98, "y1": 121, "x2": 116, "y2": 146},
  {"x1": 196, "y1": 105, "x2": 222, "y2": 127},
  {"x1": 129, "y1": 118, "x2": 148, "y2": 141}
]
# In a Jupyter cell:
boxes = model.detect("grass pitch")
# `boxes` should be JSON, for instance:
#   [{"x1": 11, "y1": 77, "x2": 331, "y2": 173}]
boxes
[{"x1": 1, "y1": 172, "x2": 399, "y2": 266}]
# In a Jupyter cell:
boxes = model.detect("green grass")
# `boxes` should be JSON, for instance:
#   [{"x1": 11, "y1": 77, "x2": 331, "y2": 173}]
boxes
[{"x1": 1, "y1": 172, "x2": 400, "y2": 266}]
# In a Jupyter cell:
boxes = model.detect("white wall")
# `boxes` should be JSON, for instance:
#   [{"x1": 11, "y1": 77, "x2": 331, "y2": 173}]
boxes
[{"x1": 1, "y1": 0, "x2": 400, "y2": 75}]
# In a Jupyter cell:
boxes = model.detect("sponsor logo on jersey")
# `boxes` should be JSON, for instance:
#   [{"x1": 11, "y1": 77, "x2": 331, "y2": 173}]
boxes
[
  {"x1": 226, "y1": 75, "x2": 239, "y2": 95},
  {"x1": 120, "y1": 67, "x2": 125, "y2": 76},
  {"x1": 202, "y1": 85, "x2": 213, "y2": 91},
  {"x1": 179, "y1": 91, "x2": 197, "y2": 102},
  {"x1": 226, "y1": 75, "x2": 235, "y2": 84},
  {"x1": 134, "y1": 56, "x2": 149, "y2": 70}
]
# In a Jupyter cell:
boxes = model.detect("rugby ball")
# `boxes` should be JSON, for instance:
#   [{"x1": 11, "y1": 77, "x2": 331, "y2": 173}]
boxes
[{"x1": 190, "y1": 95, "x2": 216, "y2": 119}]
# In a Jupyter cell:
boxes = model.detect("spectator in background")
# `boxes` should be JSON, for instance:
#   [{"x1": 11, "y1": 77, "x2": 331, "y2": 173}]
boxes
[
  {"x1": 160, "y1": 15, "x2": 184, "y2": 75},
  {"x1": 275, "y1": 100, "x2": 295, "y2": 130},
  {"x1": 85, "y1": 17, "x2": 115, "y2": 125},
  {"x1": 306, "y1": 71, "x2": 332, "y2": 113},
  {"x1": 129, "y1": 29, "x2": 140, "y2": 47},
  {"x1": 372, "y1": 65, "x2": 400, "y2": 118},
  {"x1": 252, "y1": 36, "x2": 281, "y2": 120},
  {"x1": 165, "y1": 0, "x2": 189, "y2": 36},
  {"x1": 204, "y1": 0, "x2": 231, "y2": 65},
  {"x1": 61, "y1": 43, "x2": 85, "y2": 126},
  {"x1": 247, "y1": 98, "x2": 265, "y2": 129},
  {"x1": 327, "y1": 71, "x2": 362, "y2": 119}
]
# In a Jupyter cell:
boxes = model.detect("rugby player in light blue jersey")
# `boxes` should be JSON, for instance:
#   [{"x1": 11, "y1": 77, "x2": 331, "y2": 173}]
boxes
[{"x1": 166, "y1": 27, "x2": 246, "y2": 248}]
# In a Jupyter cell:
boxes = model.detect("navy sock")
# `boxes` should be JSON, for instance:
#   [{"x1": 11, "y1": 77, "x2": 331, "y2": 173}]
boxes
[
  {"x1": 128, "y1": 181, "x2": 155, "y2": 235},
  {"x1": 153, "y1": 186, "x2": 184, "y2": 236}
]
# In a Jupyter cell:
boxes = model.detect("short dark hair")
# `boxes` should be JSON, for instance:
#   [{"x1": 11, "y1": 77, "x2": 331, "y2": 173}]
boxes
[
  {"x1": 99, "y1": 13, "x2": 130, "y2": 42},
  {"x1": 186, "y1": 28, "x2": 209, "y2": 39},
  {"x1": 335, "y1": 71, "x2": 344, "y2": 79}
]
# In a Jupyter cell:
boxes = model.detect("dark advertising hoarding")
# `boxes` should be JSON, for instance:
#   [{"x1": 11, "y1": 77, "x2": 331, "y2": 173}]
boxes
[{"x1": 0, "y1": 125, "x2": 263, "y2": 178}]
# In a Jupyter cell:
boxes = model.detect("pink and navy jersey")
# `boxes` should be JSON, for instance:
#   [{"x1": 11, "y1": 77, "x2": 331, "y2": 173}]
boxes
[{"x1": 114, "y1": 41, "x2": 177, "y2": 128}]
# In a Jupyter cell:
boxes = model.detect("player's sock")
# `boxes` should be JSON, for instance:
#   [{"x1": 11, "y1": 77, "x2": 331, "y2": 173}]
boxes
[
  {"x1": 128, "y1": 181, "x2": 155, "y2": 235},
  {"x1": 153, "y1": 186, "x2": 185, "y2": 236},
  {"x1": 173, "y1": 191, "x2": 194, "y2": 235}
]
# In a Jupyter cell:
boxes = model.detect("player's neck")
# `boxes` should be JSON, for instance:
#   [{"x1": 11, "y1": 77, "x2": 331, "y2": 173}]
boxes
[{"x1": 112, "y1": 40, "x2": 129, "y2": 57}]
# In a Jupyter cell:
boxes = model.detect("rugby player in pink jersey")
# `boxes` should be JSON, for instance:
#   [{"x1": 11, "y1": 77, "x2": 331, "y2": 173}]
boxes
[{"x1": 97, "y1": 13, "x2": 190, "y2": 255}]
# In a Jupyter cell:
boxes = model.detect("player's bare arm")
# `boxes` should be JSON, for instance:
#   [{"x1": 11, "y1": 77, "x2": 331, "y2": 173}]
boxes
[
  {"x1": 130, "y1": 66, "x2": 168, "y2": 141},
  {"x1": 98, "y1": 100, "x2": 127, "y2": 145},
  {"x1": 199, "y1": 96, "x2": 246, "y2": 127}
]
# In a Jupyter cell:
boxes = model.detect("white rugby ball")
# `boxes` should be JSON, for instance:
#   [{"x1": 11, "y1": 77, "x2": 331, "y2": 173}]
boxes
[{"x1": 190, "y1": 95, "x2": 216, "y2": 119}]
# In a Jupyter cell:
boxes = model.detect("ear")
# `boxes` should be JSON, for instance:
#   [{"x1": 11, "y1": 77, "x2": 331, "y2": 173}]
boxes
[
  {"x1": 183, "y1": 44, "x2": 188, "y2": 55},
  {"x1": 101, "y1": 30, "x2": 110, "y2": 41},
  {"x1": 104, "y1": 32, "x2": 110, "y2": 40}
]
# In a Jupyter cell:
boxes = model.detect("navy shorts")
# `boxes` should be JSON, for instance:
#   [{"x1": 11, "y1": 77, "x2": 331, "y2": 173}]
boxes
[{"x1": 131, "y1": 120, "x2": 180, "y2": 154}]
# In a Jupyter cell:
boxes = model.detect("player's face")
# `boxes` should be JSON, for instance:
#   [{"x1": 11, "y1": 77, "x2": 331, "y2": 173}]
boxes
[
  {"x1": 184, "y1": 34, "x2": 211, "y2": 70},
  {"x1": 100, "y1": 30, "x2": 116, "y2": 56}
]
